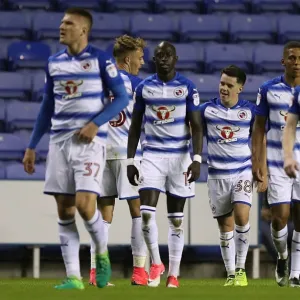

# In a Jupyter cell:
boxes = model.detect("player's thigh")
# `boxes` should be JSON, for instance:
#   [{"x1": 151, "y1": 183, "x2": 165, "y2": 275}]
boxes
[
  {"x1": 100, "y1": 161, "x2": 117, "y2": 198},
  {"x1": 113, "y1": 160, "x2": 140, "y2": 200},
  {"x1": 207, "y1": 178, "x2": 232, "y2": 218},
  {"x1": 139, "y1": 156, "x2": 167, "y2": 193},
  {"x1": 44, "y1": 142, "x2": 75, "y2": 195},
  {"x1": 268, "y1": 175, "x2": 293, "y2": 205},
  {"x1": 166, "y1": 193, "x2": 186, "y2": 213},
  {"x1": 232, "y1": 171, "x2": 253, "y2": 208},
  {"x1": 166, "y1": 153, "x2": 195, "y2": 198},
  {"x1": 72, "y1": 140, "x2": 106, "y2": 197}
]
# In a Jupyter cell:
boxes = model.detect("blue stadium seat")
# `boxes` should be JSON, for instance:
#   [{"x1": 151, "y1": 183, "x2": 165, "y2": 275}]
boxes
[
  {"x1": 197, "y1": 162, "x2": 208, "y2": 182},
  {"x1": 0, "y1": 39, "x2": 22, "y2": 69},
  {"x1": 7, "y1": 41, "x2": 51, "y2": 70},
  {"x1": 155, "y1": 0, "x2": 201, "y2": 12},
  {"x1": 0, "y1": 12, "x2": 31, "y2": 39},
  {"x1": 7, "y1": 0, "x2": 53, "y2": 9},
  {"x1": 6, "y1": 163, "x2": 45, "y2": 180},
  {"x1": 173, "y1": 44, "x2": 199, "y2": 71},
  {"x1": 252, "y1": 0, "x2": 295, "y2": 13},
  {"x1": 253, "y1": 44, "x2": 283, "y2": 74},
  {"x1": 189, "y1": 74, "x2": 219, "y2": 102},
  {"x1": 204, "y1": 44, "x2": 249, "y2": 73},
  {"x1": 91, "y1": 14, "x2": 125, "y2": 40},
  {"x1": 0, "y1": 133, "x2": 25, "y2": 160},
  {"x1": 6, "y1": 100, "x2": 40, "y2": 131},
  {"x1": 240, "y1": 75, "x2": 269, "y2": 101},
  {"x1": 0, "y1": 161, "x2": 5, "y2": 179},
  {"x1": 32, "y1": 71, "x2": 46, "y2": 102},
  {"x1": 278, "y1": 15, "x2": 300, "y2": 44},
  {"x1": 0, "y1": 99, "x2": 5, "y2": 131},
  {"x1": 106, "y1": 0, "x2": 152, "y2": 12},
  {"x1": 179, "y1": 15, "x2": 226, "y2": 42},
  {"x1": 130, "y1": 14, "x2": 175, "y2": 41},
  {"x1": 33, "y1": 12, "x2": 63, "y2": 40},
  {"x1": 229, "y1": 15, "x2": 274, "y2": 43},
  {"x1": 57, "y1": 0, "x2": 104, "y2": 10},
  {"x1": 204, "y1": 0, "x2": 249, "y2": 13},
  {"x1": 0, "y1": 72, "x2": 31, "y2": 99}
]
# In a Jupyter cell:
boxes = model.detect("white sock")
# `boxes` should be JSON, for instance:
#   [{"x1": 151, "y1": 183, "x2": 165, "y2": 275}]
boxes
[
  {"x1": 168, "y1": 212, "x2": 184, "y2": 277},
  {"x1": 290, "y1": 230, "x2": 300, "y2": 279},
  {"x1": 271, "y1": 225, "x2": 288, "y2": 259},
  {"x1": 140, "y1": 205, "x2": 161, "y2": 265},
  {"x1": 131, "y1": 217, "x2": 147, "y2": 268},
  {"x1": 58, "y1": 218, "x2": 81, "y2": 279},
  {"x1": 90, "y1": 221, "x2": 111, "y2": 269},
  {"x1": 220, "y1": 231, "x2": 236, "y2": 276},
  {"x1": 84, "y1": 210, "x2": 107, "y2": 255},
  {"x1": 235, "y1": 223, "x2": 250, "y2": 269}
]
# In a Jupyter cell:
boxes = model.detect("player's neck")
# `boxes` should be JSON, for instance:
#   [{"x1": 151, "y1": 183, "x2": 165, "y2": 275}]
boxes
[
  {"x1": 157, "y1": 70, "x2": 176, "y2": 83},
  {"x1": 284, "y1": 73, "x2": 300, "y2": 87},
  {"x1": 117, "y1": 62, "x2": 130, "y2": 73},
  {"x1": 221, "y1": 98, "x2": 239, "y2": 108},
  {"x1": 67, "y1": 41, "x2": 88, "y2": 56}
]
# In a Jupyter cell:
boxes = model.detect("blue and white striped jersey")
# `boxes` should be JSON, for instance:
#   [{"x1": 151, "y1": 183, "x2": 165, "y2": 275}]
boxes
[
  {"x1": 106, "y1": 70, "x2": 142, "y2": 160},
  {"x1": 256, "y1": 75, "x2": 300, "y2": 177},
  {"x1": 201, "y1": 98, "x2": 255, "y2": 179},
  {"x1": 45, "y1": 44, "x2": 124, "y2": 145},
  {"x1": 134, "y1": 73, "x2": 200, "y2": 157}
]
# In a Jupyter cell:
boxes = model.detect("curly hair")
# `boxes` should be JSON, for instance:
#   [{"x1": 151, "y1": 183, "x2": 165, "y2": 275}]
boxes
[{"x1": 113, "y1": 35, "x2": 146, "y2": 59}]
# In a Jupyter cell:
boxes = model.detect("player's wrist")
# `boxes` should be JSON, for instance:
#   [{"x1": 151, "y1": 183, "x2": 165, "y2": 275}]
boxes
[
  {"x1": 193, "y1": 154, "x2": 202, "y2": 164},
  {"x1": 126, "y1": 158, "x2": 135, "y2": 166}
]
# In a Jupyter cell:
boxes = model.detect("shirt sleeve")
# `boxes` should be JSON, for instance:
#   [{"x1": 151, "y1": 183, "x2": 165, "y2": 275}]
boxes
[
  {"x1": 133, "y1": 82, "x2": 145, "y2": 112},
  {"x1": 289, "y1": 89, "x2": 300, "y2": 115},
  {"x1": 255, "y1": 85, "x2": 269, "y2": 116},
  {"x1": 186, "y1": 80, "x2": 201, "y2": 111}
]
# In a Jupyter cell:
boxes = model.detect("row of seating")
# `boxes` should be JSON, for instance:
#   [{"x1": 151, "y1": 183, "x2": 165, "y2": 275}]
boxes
[
  {"x1": 0, "y1": 12, "x2": 299, "y2": 43},
  {"x1": 1, "y1": 0, "x2": 299, "y2": 14},
  {"x1": 0, "y1": 41, "x2": 286, "y2": 74}
]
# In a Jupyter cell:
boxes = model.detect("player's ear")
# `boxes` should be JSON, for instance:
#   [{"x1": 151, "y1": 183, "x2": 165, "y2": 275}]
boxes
[
  {"x1": 238, "y1": 85, "x2": 243, "y2": 94},
  {"x1": 281, "y1": 58, "x2": 285, "y2": 67},
  {"x1": 125, "y1": 56, "x2": 130, "y2": 65}
]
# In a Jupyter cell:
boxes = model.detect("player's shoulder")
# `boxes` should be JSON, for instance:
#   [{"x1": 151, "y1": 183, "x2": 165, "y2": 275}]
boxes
[
  {"x1": 200, "y1": 97, "x2": 218, "y2": 112},
  {"x1": 295, "y1": 85, "x2": 300, "y2": 93},
  {"x1": 238, "y1": 99, "x2": 256, "y2": 111},
  {"x1": 120, "y1": 70, "x2": 143, "y2": 85},
  {"x1": 176, "y1": 73, "x2": 195, "y2": 87},
  {"x1": 260, "y1": 75, "x2": 282, "y2": 91},
  {"x1": 48, "y1": 48, "x2": 67, "y2": 63}
]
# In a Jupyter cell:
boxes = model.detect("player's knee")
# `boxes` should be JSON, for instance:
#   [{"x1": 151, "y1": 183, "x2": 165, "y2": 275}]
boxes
[
  {"x1": 57, "y1": 206, "x2": 76, "y2": 220},
  {"x1": 168, "y1": 217, "x2": 183, "y2": 232},
  {"x1": 141, "y1": 211, "x2": 152, "y2": 225},
  {"x1": 235, "y1": 214, "x2": 249, "y2": 226},
  {"x1": 271, "y1": 215, "x2": 289, "y2": 230}
]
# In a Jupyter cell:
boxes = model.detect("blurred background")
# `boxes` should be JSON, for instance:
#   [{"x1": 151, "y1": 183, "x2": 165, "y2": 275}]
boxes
[{"x1": 0, "y1": 0, "x2": 296, "y2": 280}]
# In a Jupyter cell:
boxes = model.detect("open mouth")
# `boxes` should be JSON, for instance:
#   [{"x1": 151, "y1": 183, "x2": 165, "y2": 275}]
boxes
[{"x1": 220, "y1": 91, "x2": 228, "y2": 96}]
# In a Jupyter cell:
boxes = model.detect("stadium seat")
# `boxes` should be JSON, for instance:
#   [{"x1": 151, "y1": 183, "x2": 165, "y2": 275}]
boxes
[
  {"x1": 33, "y1": 12, "x2": 63, "y2": 40},
  {"x1": 252, "y1": 0, "x2": 295, "y2": 13},
  {"x1": 106, "y1": 0, "x2": 152, "y2": 12},
  {"x1": 0, "y1": 12, "x2": 31, "y2": 39},
  {"x1": 6, "y1": 162, "x2": 45, "y2": 180},
  {"x1": 174, "y1": 43, "x2": 199, "y2": 71},
  {"x1": 130, "y1": 14, "x2": 175, "y2": 41},
  {"x1": 35, "y1": 134, "x2": 50, "y2": 160},
  {"x1": 0, "y1": 161, "x2": 4, "y2": 179},
  {"x1": 253, "y1": 44, "x2": 283, "y2": 74},
  {"x1": 179, "y1": 15, "x2": 226, "y2": 42},
  {"x1": 32, "y1": 71, "x2": 46, "y2": 102},
  {"x1": 0, "y1": 133, "x2": 25, "y2": 160},
  {"x1": 278, "y1": 15, "x2": 300, "y2": 44},
  {"x1": 204, "y1": 0, "x2": 249, "y2": 13},
  {"x1": 204, "y1": 44, "x2": 249, "y2": 73},
  {"x1": 240, "y1": 75, "x2": 269, "y2": 101},
  {"x1": 189, "y1": 74, "x2": 220, "y2": 102},
  {"x1": 0, "y1": 72, "x2": 31, "y2": 100},
  {"x1": 6, "y1": 100, "x2": 40, "y2": 131},
  {"x1": 0, "y1": 99, "x2": 5, "y2": 132},
  {"x1": 90, "y1": 14, "x2": 125, "y2": 40},
  {"x1": 57, "y1": 0, "x2": 104, "y2": 10},
  {"x1": 229, "y1": 15, "x2": 274, "y2": 43},
  {"x1": 0, "y1": 39, "x2": 22, "y2": 70},
  {"x1": 6, "y1": 0, "x2": 53, "y2": 9},
  {"x1": 155, "y1": 0, "x2": 201, "y2": 12},
  {"x1": 7, "y1": 41, "x2": 51, "y2": 70}
]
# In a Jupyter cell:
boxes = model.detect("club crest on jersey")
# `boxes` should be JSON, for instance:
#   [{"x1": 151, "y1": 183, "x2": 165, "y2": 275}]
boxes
[
  {"x1": 81, "y1": 60, "x2": 91, "y2": 71},
  {"x1": 237, "y1": 110, "x2": 248, "y2": 120},
  {"x1": 152, "y1": 105, "x2": 175, "y2": 125},
  {"x1": 174, "y1": 87, "x2": 184, "y2": 98},
  {"x1": 60, "y1": 80, "x2": 83, "y2": 100},
  {"x1": 216, "y1": 125, "x2": 240, "y2": 143}
]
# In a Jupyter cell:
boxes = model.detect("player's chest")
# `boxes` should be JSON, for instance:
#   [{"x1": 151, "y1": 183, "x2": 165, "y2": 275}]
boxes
[{"x1": 205, "y1": 106, "x2": 252, "y2": 123}]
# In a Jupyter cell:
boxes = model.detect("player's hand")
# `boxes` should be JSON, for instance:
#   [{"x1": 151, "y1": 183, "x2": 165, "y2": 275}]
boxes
[
  {"x1": 252, "y1": 160, "x2": 264, "y2": 183},
  {"x1": 284, "y1": 157, "x2": 299, "y2": 178},
  {"x1": 127, "y1": 164, "x2": 140, "y2": 186},
  {"x1": 256, "y1": 175, "x2": 268, "y2": 193},
  {"x1": 22, "y1": 148, "x2": 36, "y2": 174},
  {"x1": 187, "y1": 161, "x2": 201, "y2": 183},
  {"x1": 75, "y1": 122, "x2": 98, "y2": 143}
]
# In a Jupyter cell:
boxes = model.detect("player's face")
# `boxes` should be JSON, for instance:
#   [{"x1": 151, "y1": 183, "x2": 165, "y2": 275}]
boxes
[
  {"x1": 59, "y1": 14, "x2": 87, "y2": 45},
  {"x1": 219, "y1": 74, "x2": 243, "y2": 103},
  {"x1": 282, "y1": 48, "x2": 300, "y2": 78},
  {"x1": 153, "y1": 45, "x2": 177, "y2": 74},
  {"x1": 127, "y1": 48, "x2": 144, "y2": 75}
]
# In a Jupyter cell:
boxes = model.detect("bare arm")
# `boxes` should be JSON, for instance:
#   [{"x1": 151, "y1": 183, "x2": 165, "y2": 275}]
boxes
[
  {"x1": 283, "y1": 113, "x2": 299, "y2": 160},
  {"x1": 187, "y1": 110, "x2": 203, "y2": 156}
]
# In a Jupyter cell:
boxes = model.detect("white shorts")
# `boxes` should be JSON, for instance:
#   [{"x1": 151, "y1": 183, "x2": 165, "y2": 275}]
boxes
[
  {"x1": 139, "y1": 153, "x2": 195, "y2": 198},
  {"x1": 207, "y1": 171, "x2": 253, "y2": 218},
  {"x1": 44, "y1": 136, "x2": 105, "y2": 196},
  {"x1": 267, "y1": 175, "x2": 300, "y2": 206},
  {"x1": 100, "y1": 160, "x2": 140, "y2": 200}
]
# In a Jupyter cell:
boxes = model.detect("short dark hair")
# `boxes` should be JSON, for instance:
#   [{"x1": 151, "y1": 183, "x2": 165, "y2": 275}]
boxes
[
  {"x1": 221, "y1": 65, "x2": 247, "y2": 85},
  {"x1": 65, "y1": 7, "x2": 93, "y2": 32},
  {"x1": 113, "y1": 35, "x2": 146, "y2": 59},
  {"x1": 283, "y1": 41, "x2": 300, "y2": 55}
]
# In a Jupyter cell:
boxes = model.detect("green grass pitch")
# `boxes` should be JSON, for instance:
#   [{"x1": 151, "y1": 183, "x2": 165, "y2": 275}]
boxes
[{"x1": 1, "y1": 279, "x2": 299, "y2": 300}]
